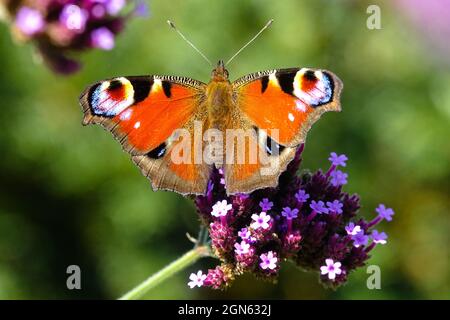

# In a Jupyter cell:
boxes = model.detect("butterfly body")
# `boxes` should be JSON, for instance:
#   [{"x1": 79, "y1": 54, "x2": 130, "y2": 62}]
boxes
[{"x1": 80, "y1": 61, "x2": 342, "y2": 195}]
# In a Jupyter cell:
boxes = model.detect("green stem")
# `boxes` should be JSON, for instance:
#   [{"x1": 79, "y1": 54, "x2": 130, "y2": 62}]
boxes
[{"x1": 119, "y1": 245, "x2": 210, "y2": 300}]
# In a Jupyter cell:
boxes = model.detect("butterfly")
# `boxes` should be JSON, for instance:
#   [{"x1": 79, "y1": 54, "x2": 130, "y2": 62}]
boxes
[{"x1": 79, "y1": 60, "x2": 342, "y2": 196}]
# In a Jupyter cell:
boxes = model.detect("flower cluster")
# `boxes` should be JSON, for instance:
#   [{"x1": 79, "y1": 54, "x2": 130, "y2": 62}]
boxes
[
  {"x1": 189, "y1": 145, "x2": 394, "y2": 289},
  {"x1": 1, "y1": 0, "x2": 148, "y2": 74}
]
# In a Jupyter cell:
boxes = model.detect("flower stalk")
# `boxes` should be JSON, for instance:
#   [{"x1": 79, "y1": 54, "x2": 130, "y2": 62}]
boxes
[{"x1": 119, "y1": 243, "x2": 210, "y2": 300}]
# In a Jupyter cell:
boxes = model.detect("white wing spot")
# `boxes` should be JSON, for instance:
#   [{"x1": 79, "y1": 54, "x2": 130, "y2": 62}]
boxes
[
  {"x1": 134, "y1": 121, "x2": 141, "y2": 129},
  {"x1": 288, "y1": 112, "x2": 295, "y2": 122},
  {"x1": 119, "y1": 109, "x2": 132, "y2": 121},
  {"x1": 295, "y1": 100, "x2": 307, "y2": 112}
]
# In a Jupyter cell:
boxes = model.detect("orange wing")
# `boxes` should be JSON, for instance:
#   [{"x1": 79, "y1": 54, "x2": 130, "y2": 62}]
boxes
[
  {"x1": 234, "y1": 68, "x2": 343, "y2": 147},
  {"x1": 79, "y1": 75, "x2": 212, "y2": 194},
  {"x1": 222, "y1": 68, "x2": 343, "y2": 194}
]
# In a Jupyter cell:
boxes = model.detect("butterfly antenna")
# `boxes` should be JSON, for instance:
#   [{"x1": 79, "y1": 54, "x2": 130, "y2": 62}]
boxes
[
  {"x1": 225, "y1": 19, "x2": 274, "y2": 66},
  {"x1": 167, "y1": 20, "x2": 213, "y2": 66}
]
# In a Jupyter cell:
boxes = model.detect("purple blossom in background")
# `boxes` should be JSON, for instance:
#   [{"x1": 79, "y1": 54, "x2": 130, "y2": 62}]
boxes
[
  {"x1": 134, "y1": 0, "x2": 150, "y2": 17},
  {"x1": 330, "y1": 170, "x2": 348, "y2": 186},
  {"x1": 352, "y1": 231, "x2": 369, "y2": 248},
  {"x1": 295, "y1": 189, "x2": 309, "y2": 203},
  {"x1": 329, "y1": 152, "x2": 348, "y2": 167},
  {"x1": 105, "y1": 0, "x2": 126, "y2": 15},
  {"x1": 6, "y1": 0, "x2": 148, "y2": 74},
  {"x1": 327, "y1": 200, "x2": 343, "y2": 214},
  {"x1": 15, "y1": 7, "x2": 45, "y2": 36},
  {"x1": 281, "y1": 207, "x2": 299, "y2": 220},
  {"x1": 91, "y1": 27, "x2": 115, "y2": 50},
  {"x1": 320, "y1": 259, "x2": 342, "y2": 280},
  {"x1": 259, "y1": 198, "x2": 273, "y2": 211},
  {"x1": 372, "y1": 230, "x2": 388, "y2": 245},
  {"x1": 310, "y1": 200, "x2": 329, "y2": 214},
  {"x1": 394, "y1": 0, "x2": 450, "y2": 65},
  {"x1": 345, "y1": 222, "x2": 362, "y2": 236},
  {"x1": 376, "y1": 204, "x2": 395, "y2": 221},
  {"x1": 193, "y1": 147, "x2": 394, "y2": 289},
  {"x1": 59, "y1": 4, "x2": 88, "y2": 32}
]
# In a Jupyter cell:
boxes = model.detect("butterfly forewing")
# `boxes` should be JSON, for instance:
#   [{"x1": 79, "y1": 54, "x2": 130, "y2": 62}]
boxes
[
  {"x1": 234, "y1": 68, "x2": 343, "y2": 147},
  {"x1": 79, "y1": 75, "x2": 212, "y2": 194},
  {"x1": 222, "y1": 68, "x2": 343, "y2": 194}
]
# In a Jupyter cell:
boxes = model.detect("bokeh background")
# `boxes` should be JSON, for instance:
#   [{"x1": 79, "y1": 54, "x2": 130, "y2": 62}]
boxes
[{"x1": 0, "y1": 0, "x2": 449, "y2": 299}]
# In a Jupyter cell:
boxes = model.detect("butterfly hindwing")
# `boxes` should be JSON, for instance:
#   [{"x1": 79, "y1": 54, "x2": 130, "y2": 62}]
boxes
[{"x1": 79, "y1": 75, "x2": 212, "y2": 194}]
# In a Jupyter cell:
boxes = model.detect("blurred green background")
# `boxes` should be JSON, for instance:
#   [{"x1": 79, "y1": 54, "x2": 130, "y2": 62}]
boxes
[{"x1": 0, "y1": 0, "x2": 449, "y2": 299}]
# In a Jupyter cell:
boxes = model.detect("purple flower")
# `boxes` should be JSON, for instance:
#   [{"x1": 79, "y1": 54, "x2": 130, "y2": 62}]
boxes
[
  {"x1": 238, "y1": 228, "x2": 256, "y2": 243},
  {"x1": 105, "y1": 0, "x2": 126, "y2": 15},
  {"x1": 134, "y1": 0, "x2": 150, "y2": 17},
  {"x1": 372, "y1": 230, "x2": 388, "y2": 245},
  {"x1": 320, "y1": 259, "x2": 342, "y2": 280},
  {"x1": 281, "y1": 207, "x2": 299, "y2": 220},
  {"x1": 238, "y1": 228, "x2": 250, "y2": 239},
  {"x1": 376, "y1": 204, "x2": 395, "y2": 222},
  {"x1": 330, "y1": 170, "x2": 348, "y2": 186},
  {"x1": 15, "y1": 7, "x2": 45, "y2": 36},
  {"x1": 6, "y1": 1, "x2": 147, "y2": 74},
  {"x1": 345, "y1": 222, "x2": 362, "y2": 236},
  {"x1": 234, "y1": 241, "x2": 250, "y2": 255},
  {"x1": 211, "y1": 200, "x2": 232, "y2": 217},
  {"x1": 193, "y1": 146, "x2": 393, "y2": 290},
  {"x1": 250, "y1": 212, "x2": 271, "y2": 230},
  {"x1": 91, "y1": 27, "x2": 115, "y2": 50},
  {"x1": 188, "y1": 270, "x2": 206, "y2": 288},
  {"x1": 259, "y1": 251, "x2": 277, "y2": 270},
  {"x1": 59, "y1": 4, "x2": 88, "y2": 32},
  {"x1": 310, "y1": 200, "x2": 329, "y2": 214},
  {"x1": 259, "y1": 198, "x2": 273, "y2": 211},
  {"x1": 329, "y1": 152, "x2": 348, "y2": 167},
  {"x1": 295, "y1": 189, "x2": 310, "y2": 203},
  {"x1": 352, "y1": 231, "x2": 369, "y2": 248},
  {"x1": 326, "y1": 200, "x2": 343, "y2": 214}
]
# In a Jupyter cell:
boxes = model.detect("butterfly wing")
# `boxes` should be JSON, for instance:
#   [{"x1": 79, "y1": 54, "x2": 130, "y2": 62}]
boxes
[
  {"x1": 79, "y1": 75, "x2": 212, "y2": 195},
  {"x1": 223, "y1": 68, "x2": 342, "y2": 194}
]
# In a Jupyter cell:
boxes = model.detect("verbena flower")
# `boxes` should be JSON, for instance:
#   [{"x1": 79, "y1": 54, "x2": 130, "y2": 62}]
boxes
[
  {"x1": 187, "y1": 271, "x2": 206, "y2": 289},
  {"x1": 1, "y1": 0, "x2": 148, "y2": 74},
  {"x1": 371, "y1": 230, "x2": 388, "y2": 245},
  {"x1": 327, "y1": 200, "x2": 343, "y2": 214},
  {"x1": 345, "y1": 222, "x2": 361, "y2": 236},
  {"x1": 375, "y1": 204, "x2": 395, "y2": 222},
  {"x1": 320, "y1": 258, "x2": 342, "y2": 280},
  {"x1": 259, "y1": 198, "x2": 273, "y2": 211},
  {"x1": 330, "y1": 169, "x2": 348, "y2": 186},
  {"x1": 211, "y1": 200, "x2": 232, "y2": 218},
  {"x1": 193, "y1": 146, "x2": 394, "y2": 289},
  {"x1": 259, "y1": 251, "x2": 278, "y2": 271},
  {"x1": 352, "y1": 230, "x2": 369, "y2": 248},
  {"x1": 250, "y1": 212, "x2": 271, "y2": 230}
]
